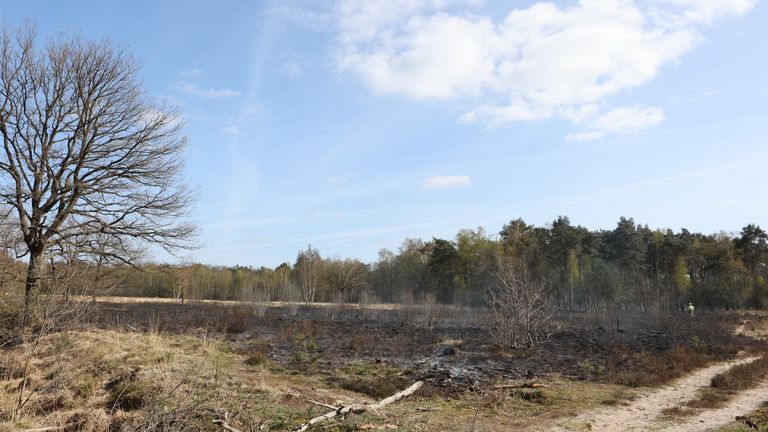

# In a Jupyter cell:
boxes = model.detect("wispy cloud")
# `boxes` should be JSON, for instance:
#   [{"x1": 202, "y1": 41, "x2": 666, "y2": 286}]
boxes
[
  {"x1": 421, "y1": 175, "x2": 471, "y2": 190},
  {"x1": 334, "y1": 0, "x2": 755, "y2": 135},
  {"x1": 271, "y1": 3, "x2": 334, "y2": 30},
  {"x1": 179, "y1": 68, "x2": 205, "y2": 79},
  {"x1": 141, "y1": 108, "x2": 184, "y2": 129},
  {"x1": 285, "y1": 61, "x2": 303, "y2": 78},
  {"x1": 567, "y1": 106, "x2": 666, "y2": 142},
  {"x1": 223, "y1": 125, "x2": 241, "y2": 135},
  {"x1": 303, "y1": 224, "x2": 417, "y2": 247},
  {"x1": 277, "y1": 50, "x2": 306, "y2": 79},
  {"x1": 176, "y1": 82, "x2": 240, "y2": 99}
]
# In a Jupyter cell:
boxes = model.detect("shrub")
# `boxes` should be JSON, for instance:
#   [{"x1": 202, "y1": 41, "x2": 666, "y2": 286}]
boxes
[
  {"x1": 711, "y1": 355, "x2": 768, "y2": 390},
  {"x1": 607, "y1": 344, "x2": 710, "y2": 387},
  {"x1": 241, "y1": 340, "x2": 271, "y2": 366},
  {"x1": 222, "y1": 306, "x2": 251, "y2": 333},
  {"x1": 486, "y1": 260, "x2": 554, "y2": 349}
]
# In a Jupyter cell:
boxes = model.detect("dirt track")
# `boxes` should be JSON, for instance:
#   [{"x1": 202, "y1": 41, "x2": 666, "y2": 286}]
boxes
[{"x1": 551, "y1": 357, "x2": 766, "y2": 431}]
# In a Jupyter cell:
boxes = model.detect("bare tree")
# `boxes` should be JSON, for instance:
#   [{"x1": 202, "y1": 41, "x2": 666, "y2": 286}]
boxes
[
  {"x1": 0, "y1": 206, "x2": 21, "y2": 291},
  {"x1": 166, "y1": 258, "x2": 193, "y2": 304},
  {"x1": 323, "y1": 258, "x2": 367, "y2": 304},
  {"x1": 487, "y1": 259, "x2": 554, "y2": 349},
  {"x1": 295, "y1": 245, "x2": 321, "y2": 304},
  {"x1": 45, "y1": 231, "x2": 142, "y2": 302},
  {"x1": 0, "y1": 24, "x2": 196, "y2": 328}
]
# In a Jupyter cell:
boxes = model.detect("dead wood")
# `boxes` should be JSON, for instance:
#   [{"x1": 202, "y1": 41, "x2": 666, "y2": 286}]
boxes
[
  {"x1": 293, "y1": 381, "x2": 423, "y2": 432},
  {"x1": 213, "y1": 410, "x2": 244, "y2": 432},
  {"x1": 307, "y1": 400, "x2": 341, "y2": 410},
  {"x1": 493, "y1": 382, "x2": 548, "y2": 389}
]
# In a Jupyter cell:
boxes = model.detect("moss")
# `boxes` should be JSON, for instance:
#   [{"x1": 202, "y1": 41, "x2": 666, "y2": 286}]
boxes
[{"x1": 106, "y1": 379, "x2": 157, "y2": 411}]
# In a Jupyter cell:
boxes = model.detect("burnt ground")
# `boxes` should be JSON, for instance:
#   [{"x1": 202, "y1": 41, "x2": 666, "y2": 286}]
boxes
[{"x1": 86, "y1": 300, "x2": 768, "y2": 398}]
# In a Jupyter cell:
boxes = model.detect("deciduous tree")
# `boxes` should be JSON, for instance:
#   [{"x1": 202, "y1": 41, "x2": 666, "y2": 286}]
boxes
[{"x1": 0, "y1": 25, "x2": 196, "y2": 327}]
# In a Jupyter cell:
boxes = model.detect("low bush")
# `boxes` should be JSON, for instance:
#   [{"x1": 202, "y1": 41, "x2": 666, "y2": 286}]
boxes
[
  {"x1": 221, "y1": 306, "x2": 251, "y2": 333},
  {"x1": 241, "y1": 340, "x2": 271, "y2": 366},
  {"x1": 711, "y1": 355, "x2": 768, "y2": 391},
  {"x1": 607, "y1": 345, "x2": 711, "y2": 387}
]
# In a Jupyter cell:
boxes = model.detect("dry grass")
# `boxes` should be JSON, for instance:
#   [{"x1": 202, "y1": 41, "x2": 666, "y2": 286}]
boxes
[
  {"x1": 733, "y1": 311, "x2": 768, "y2": 340},
  {"x1": 684, "y1": 355, "x2": 768, "y2": 411},
  {"x1": 382, "y1": 377, "x2": 634, "y2": 432},
  {"x1": 0, "y1": 330, "x2": 234, "y2": 429},
  {"x1": 713, "y1": 401, "x2": 768, "y2": 431},
  {"x1": 221, "y1": 305, "x2": 252, "y2": 333},
  {"x1": 328, "y1": 361, "x2": 410, "y2": 399},
  {"x1": 658, "y1": 355, "x2": 768, "y2": 422},
  {"x1": 711, "y1": 355, "x2": 768, "y2": 391},
  {"x1": 0, "y1": 329, "x2": 364, "y2": 431},
  {"x1": 238, "y1": 338, "x2": 271, "y2": 366},
  {"x1": 0, "y1": 326, "x2": 638, "y2": 432},
  {"x1": 599, "y1": 387, "x2": 636, "y2": 406},
  {"x1": 681, "y1": 354, "x2": 768, "y2": 412},
  {"x1": 3, "y1": 303, "x2": 762, "y2": 431},
  {"x1": 606, "y1": 344, "x2": 714, "y2": 387}
]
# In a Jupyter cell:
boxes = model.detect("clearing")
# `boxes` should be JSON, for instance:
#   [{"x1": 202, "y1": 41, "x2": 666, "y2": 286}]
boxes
[{"x1": 1, "y1": 300, "x2": 767, "y2": 431}]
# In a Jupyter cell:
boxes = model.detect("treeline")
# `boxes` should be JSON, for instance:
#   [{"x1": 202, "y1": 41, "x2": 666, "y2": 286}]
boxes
[
  {"x1": 107, "y1": 216, "x2": 768, "y2": 311},
  {"x1": 2, "y1": 216, "x2": 766, "y2": 311}
]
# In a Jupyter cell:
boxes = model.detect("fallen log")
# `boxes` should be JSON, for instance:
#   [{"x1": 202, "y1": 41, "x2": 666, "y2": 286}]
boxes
[
  {"x1": 213, "y1": 420, "x2": 243, "y2": 432},
  {"x1": 307, "y1": 400, "x2": 341, "y2": 410},
  {"x1": 493, "y1": 382, "x2": 548, "y2": 389},
  {"x1": 213, "y1": 410, "x2": 244, "y2": 432},
  {"x1": 293, "y1": 381, "x2": 423, "y2": 432}
]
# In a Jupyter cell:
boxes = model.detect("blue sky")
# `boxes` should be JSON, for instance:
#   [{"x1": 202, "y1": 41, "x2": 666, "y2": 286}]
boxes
[{"x1": 2, "y1": 0, "x2": 767, "y2": 267}]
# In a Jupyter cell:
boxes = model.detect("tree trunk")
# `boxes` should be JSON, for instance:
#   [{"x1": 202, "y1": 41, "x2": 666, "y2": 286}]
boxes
[{"x1": 20, "y1": 249, "x2": 43, "y2": 332}]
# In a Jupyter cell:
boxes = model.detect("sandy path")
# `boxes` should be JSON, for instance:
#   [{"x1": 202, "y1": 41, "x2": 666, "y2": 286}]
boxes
[
  {"x1": 661, "y1": 379, "x2": 768, "y2": 431},
  {"x1": 550, "y1": 357, "x2": 762, "y2": 432}
]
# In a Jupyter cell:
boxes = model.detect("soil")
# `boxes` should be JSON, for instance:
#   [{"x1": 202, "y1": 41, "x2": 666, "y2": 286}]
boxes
[
  {"x1": 550, "y1": 357, "x2": 764, "y2": 431},
  {"x1": 663, "y1": 380, "x2": 768, "y2": 431},
  {"x1": 86, "y1": 299, "x2": 761, "y2": 393},
  {"x1": 83, "y1": 299, "x2": 768, "y2": 431}
]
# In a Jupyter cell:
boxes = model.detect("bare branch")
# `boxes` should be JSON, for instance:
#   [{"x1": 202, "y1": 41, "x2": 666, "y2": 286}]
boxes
[{"x1": 0, "y1": 23, "x2": 197, "y2": 327}]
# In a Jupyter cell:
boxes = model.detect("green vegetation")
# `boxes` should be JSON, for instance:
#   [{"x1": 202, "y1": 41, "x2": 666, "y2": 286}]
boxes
[{"x1": 5, "y1": 217, "x2": 765, "y2": 315}]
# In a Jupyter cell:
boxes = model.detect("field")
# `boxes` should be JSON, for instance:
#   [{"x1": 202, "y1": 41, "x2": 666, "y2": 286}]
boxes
[{"x1": 1, "y1": 299, "x2": 767, "y2": 431}]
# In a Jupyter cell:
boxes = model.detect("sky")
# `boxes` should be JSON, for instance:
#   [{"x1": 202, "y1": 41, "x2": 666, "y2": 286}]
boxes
[{"x1": 1, "y1": 0, "x2": 767, "y2": 267}]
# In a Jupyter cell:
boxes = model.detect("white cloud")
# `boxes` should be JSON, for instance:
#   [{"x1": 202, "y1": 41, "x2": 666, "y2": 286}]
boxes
[
  {"x1": 272, "y1": 4, "x2": 335, "y2": 30},
  {"x1": 421, "y1": 175, "x2": 471, "y2": 190},
  {"x1": 650, "y1": 0, "x2": 756, "y2": 26},
  {"x1": 141, "y1": 108, "x2": 184, "y2": 129},
  {"x1": 179, "y1": 68, "x2": 205, "y2": 78},
  {"x1": 335, "y1": 0, "x2": 754, "y2": 132},
  {"x1": 567, "y1": 105, "x2": 666, "y2": 141},
  {"x1": 176, "y1": 82, "x2": 240, "y2": 99}
]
